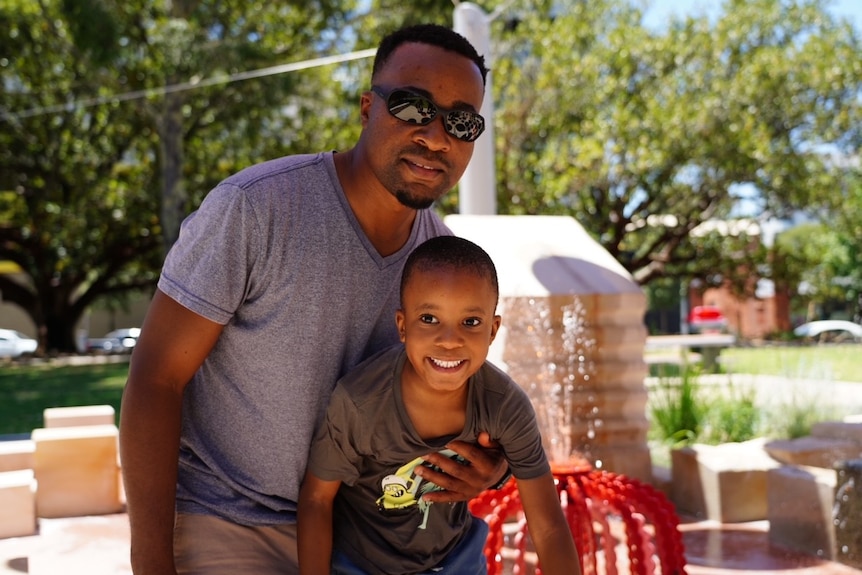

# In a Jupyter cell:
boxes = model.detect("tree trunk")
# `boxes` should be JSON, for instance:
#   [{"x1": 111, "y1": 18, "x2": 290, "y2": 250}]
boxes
[{"x1": 159, "y1": 91, "x2": 186, "y2": 255}]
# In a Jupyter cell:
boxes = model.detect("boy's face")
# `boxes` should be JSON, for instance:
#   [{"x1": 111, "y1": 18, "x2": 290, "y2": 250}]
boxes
[{"x1": 396, "y1": 265, "x2": 500, "y2": 394}]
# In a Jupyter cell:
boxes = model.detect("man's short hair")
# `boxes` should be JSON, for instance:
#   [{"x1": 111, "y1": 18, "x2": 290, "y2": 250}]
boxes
[
  {"x1": 373, "y1": 24, "x2": 489, "y2": 85},
  {"x1": 401, "y1": 235, "x2": 499, "y2": 304}
]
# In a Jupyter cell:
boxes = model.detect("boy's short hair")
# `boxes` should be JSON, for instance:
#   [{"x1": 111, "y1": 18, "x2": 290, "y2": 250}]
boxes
[
  {"x1": 373, "y1": 24, "x2": 489, "y2": 85},
  {"x1": 401, "y1": 235, "x2": 499, "y2": 304}
]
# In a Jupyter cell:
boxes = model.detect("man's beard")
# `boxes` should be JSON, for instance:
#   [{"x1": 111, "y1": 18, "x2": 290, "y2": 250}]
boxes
[
  {"x1": 394, "y1": 189, "x2": 435, "y2": 210},
  {"x1": 384, "y1": 145, "x2": 452, "y2": 210}
]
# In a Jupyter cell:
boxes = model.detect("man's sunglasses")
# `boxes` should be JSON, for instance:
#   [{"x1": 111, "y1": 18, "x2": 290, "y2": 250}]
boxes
[{"x1": 370, "y1": 86, "x2": 485, "y2": 143}]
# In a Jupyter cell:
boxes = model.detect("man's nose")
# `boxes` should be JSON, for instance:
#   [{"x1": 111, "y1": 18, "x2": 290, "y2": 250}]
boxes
[{"x1": 414, "y1": 116, "x2": 452, "y2": 152}]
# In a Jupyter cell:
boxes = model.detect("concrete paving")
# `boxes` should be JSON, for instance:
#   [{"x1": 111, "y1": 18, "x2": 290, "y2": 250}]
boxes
[{"x1": 3, "y1": 511, "x2": 862, "y2": 574}]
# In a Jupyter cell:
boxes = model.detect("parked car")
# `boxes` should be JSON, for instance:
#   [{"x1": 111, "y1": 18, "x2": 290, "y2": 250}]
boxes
[
  {"x1": 687, "y1": 305, "x2": 728, "y2": 334},
  {"x1": 0, "y1": 328, "x2": 38, "y2": 358},
  {"x1": 86, "y1": 327, "x2": 141, "y2": 354},
  {"x1": 793, "y1": 320, "x2": 862, "y2": 343}
]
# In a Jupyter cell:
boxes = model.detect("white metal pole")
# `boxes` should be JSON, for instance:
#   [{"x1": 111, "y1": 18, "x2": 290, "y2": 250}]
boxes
[{"x1": 454, "y1": 3, "x2": 496, "y2": 215}]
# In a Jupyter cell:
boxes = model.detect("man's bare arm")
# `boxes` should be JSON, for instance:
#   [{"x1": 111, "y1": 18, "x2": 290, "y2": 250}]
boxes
[{"x1": 119, "y1": 290, "x2": 224, "y2": 574}]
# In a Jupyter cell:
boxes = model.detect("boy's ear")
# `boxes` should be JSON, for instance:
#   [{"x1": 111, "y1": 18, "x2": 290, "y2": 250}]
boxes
[
  {"x1": 395, "y1": 309, "x2": 407, "y2": 342},
  {"x1": 489, "y1": 315, "x2": 502, "y2": 344}
]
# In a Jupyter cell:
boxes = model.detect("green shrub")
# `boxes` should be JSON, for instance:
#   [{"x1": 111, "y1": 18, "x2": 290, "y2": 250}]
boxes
[
  {"x1": 649, "y1": 368, "x2": 764, "y2": 448},
  {"x1": 649, "y1": 365, "x2": 708, "y2": 447},
  {"x1": 763, "y1": 391, "x2": 838, "y2": 439},
  {"x1": 700, "y1": 382, "x2": 760, "y2": 444}
]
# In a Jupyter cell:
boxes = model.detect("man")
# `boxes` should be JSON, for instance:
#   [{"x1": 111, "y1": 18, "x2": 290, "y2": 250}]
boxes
[{"x1": 120, "y1": 23, "x2": 507, "y2": 574}]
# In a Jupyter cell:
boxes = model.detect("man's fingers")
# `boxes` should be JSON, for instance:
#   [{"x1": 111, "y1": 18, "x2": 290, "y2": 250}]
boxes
[
  {"x1": 476, "y1": 431, "x2": 500, "y2": 449},
  {"x1": 415, "y1": 463, "x2": 457, "y2": 490},
  {"x1": 444, "y1": 439, "x2": 495, "y2": 471},
  {"x1": 446, "y1": 439, "x2": 508, "y2": 489},
  {"x1": 415, "y1": 465, "x2": 472, "y2": 503},
  {"x1": 416, "y1": 436, "x2": 509, "y2": 502}
]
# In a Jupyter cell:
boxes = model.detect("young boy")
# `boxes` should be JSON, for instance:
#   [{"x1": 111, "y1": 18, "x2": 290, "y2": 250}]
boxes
[{"x1": 297, "y1": 236, "x2": 581, "y2": 575}]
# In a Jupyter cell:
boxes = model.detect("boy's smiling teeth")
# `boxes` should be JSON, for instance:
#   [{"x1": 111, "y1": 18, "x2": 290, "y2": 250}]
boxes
[{"x1": 430, "y1": 357, "x2": 464, "y2": 369}]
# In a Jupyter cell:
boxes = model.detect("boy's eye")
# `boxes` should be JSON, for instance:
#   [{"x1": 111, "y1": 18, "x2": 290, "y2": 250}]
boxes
[
  {"x1": 419, "y1": 314, "x2": 438, "y2": 324},
  {"x1": 463, "y1": 317, "x2": 482, "y2": 327}
]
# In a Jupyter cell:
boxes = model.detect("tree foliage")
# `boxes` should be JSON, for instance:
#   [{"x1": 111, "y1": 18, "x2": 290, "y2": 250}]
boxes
[
  {"x1": 0, "y1": 0, "x2": 360, "y2": 352},
  {"x1": 2, "y1": 0, "x2": 861, "y2": 351},
  {"x1": 791, "y1": 170, "x2": 862, "y2": 320},
  {"x1": 486, "y1": 0, "x2": 861, "y2": 296}
]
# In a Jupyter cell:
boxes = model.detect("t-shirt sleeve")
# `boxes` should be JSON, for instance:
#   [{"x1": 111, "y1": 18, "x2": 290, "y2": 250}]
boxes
[
  {"x1": 494, "y1": 379, "x2": 552, "y2": 480},
  {"x1": 306, "y1": 384, "x2": 363, "y2": 486},
  {"x1": 158, "y1": 183, "x2": 261, "y2": 324}
]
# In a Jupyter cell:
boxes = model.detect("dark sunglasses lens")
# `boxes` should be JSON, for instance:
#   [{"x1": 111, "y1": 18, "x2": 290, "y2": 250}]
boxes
[
  {"x1": 386, "y1": 89, "x2": 485, "y2": 142},
  {"x1": 443, "y1": 111, "x2": 485, "y2": 142},
  {"x1": 388, "y1": 91, "x2": 436, "y2": 125}
]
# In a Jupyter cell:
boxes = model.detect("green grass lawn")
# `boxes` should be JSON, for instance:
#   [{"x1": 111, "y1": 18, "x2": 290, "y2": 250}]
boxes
[
  {"x1": 719, "y1": 344, "x2": 861, "y2": 382},
  {"x1": 0, "y1": 360, "x2": 129, "y2": 436},
  {"x1": 1, "y1": 343, "x2": 858, "y2": 437}
]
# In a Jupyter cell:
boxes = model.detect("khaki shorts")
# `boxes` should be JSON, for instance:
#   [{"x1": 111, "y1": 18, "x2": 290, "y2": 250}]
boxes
[{"x1": 174, "y1": 512, "x2": 299, "y2": 574}]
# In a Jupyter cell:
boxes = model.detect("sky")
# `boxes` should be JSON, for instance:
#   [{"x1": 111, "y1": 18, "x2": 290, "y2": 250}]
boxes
[{"x1": 641, "y1": 0, "x2": 862, "y2": 31}]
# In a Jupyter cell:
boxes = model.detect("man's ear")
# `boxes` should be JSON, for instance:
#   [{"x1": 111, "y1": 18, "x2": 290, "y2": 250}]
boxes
[
  {"x1": 395, "y1": 309, "x2": 407, "y2": 342},
  {"x1": 359, "y1": 91, "x2": 373, "y2": 127}
]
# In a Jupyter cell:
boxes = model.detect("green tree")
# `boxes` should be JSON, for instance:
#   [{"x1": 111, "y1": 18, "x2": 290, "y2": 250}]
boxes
[
  {"x1": 485, "y1": 0, "x2": 861, "y2": 296},
  {"x1": 835, "y1": 175, "x2": 862, "y2": 320},
  {"x1": 0, "y1": 0, "x2": 360, "y2": 352},
  {"x1": 808, "y1": 170, "x2": 862, "y2": 320},
  {"x1": 773, "y1": 222, "x2": 850, "y2": 320},
  {"x1": 0, "y1": 0, "x2": 162, "y2": 352}
]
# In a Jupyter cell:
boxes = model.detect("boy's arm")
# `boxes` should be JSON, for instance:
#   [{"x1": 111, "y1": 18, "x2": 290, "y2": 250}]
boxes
[
  {"x1": 297, "y1": 469, "x2": 342, "y2": 575},
  {"x1": 516, "y1": 473, "x2": 582, "y2": 575}
]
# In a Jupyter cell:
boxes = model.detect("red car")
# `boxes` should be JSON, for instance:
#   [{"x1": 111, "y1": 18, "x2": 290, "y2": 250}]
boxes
[{"x1": 688, "y1": 306, "x2": 728, "y2": 333}]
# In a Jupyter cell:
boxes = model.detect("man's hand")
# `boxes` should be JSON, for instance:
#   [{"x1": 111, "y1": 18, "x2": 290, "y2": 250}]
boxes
[{"x1": 416, "y1": 432, "x2": 509, "y2": 503}]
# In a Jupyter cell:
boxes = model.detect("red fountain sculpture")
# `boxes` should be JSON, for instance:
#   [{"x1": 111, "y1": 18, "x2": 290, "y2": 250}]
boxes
[{"x1": 469, "y1": 461, "x2": 688, "y2": 575}]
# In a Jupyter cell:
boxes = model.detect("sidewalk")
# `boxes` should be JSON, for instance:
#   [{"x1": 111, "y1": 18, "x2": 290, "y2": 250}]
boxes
[
  {"x1": 0, "y1": 513, "x2": 130, "y2": 575},
  {"x1": 3, "y1": 511, "x2": 862, "y2": 575}
]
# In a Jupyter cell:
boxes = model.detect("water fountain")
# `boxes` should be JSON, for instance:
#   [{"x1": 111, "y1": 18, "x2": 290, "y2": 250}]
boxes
[
  {"x1": 835, "y1": 459, "x2": 862, "y2": 569},
  {"x1": 446, "y1": 214, "x2": 652, "y2": 480},
  {"x1": 447, "y1": 214, "x2": 687, "y2": 574}
]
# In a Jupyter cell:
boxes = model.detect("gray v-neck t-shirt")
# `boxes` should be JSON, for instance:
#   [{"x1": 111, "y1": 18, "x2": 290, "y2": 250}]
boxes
[{"x1": 158, "y1": 152, "x2": 451, "y2": 525}]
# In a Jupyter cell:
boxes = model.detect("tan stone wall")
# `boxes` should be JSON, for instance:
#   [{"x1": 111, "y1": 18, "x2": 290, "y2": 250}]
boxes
[{"x1": 499, "y1": 294, "x2": 651, "y2": 481}]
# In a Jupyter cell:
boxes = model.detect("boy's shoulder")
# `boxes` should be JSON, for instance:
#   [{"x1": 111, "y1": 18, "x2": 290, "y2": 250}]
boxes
[
  {"x1": 334, "y1": 345, "x2": 404, "y2": 401},
  {"x1": 473, "y1": 360, "x2": 526, "y2": 399}
]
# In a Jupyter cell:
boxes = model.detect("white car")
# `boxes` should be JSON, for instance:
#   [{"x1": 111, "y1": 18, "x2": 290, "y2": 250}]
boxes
[
  {"x1": 793, "y1": 320, "x2": 862, "y2": 342},
  {"x1": 0, "y1": 328, "x2": 38, "y2": 358},
  {"x1": 86, "y1": 327, "x2": 141, "y2": 354}
]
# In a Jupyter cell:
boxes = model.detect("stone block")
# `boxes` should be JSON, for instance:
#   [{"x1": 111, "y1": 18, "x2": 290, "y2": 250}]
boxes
[
  {"x1": 43, "y1": 405, "x2": 116, "y2": 428},
  {"x1": 670, "y1": 439, "x2": 781, "y2": 522},
  {"x1": 764, "y1": 436, "x2": 861, "y2": 469},
  {"x1": 835, "y1": 459, "x2": 862, "y2": 569},
  {"x1": 651, "y1": 464, "x2": 672, "y2": 498},
  {"x1": 0, "y1": 439, "x2": 35, "y2": 472},
  {"x1": 0, "y1": 470, "x2": 37, "y2": 538},
  {"x1": 811, "y1": 421, "x2": 862, "y2": 445},
  {"x1": 32, "y1": 424, "x2": 123, "y2": 518},
  {"x1": 767, "y1": 465, "x2": 837, "y2": 559}
]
